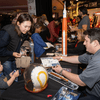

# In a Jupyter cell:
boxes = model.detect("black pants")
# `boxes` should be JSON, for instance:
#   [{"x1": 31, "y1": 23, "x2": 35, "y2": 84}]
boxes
[
  {"x1": 79, "y1": 95, "x2": 100, "y2": 100},
  {"x1": 78, "y1": 90, "x2": 100, "y2": 100}
]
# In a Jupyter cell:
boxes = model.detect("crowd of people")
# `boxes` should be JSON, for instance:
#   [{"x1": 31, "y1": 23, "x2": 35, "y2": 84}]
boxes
[
  {"x1": 0, "y1": 6, "x2": 100, "y2": 100},
  {"x1": 0, "y1": 13, "x2": 33, "y2": 95},
  {"x1": 52, "y1": 28, "x2": 100, "y2": 100},
  {"x1": 0, "y1": 12, "x2": 62, "y2": 96}
]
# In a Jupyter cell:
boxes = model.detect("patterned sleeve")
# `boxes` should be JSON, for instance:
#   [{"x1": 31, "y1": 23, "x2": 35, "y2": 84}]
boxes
[{"x1": 0, "y1": 76, "x2": 9, "y2": 89}]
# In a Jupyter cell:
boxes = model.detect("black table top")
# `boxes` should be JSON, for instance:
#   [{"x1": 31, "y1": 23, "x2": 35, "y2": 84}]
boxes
[
  {"x1": 0, "y1": 47, "x2": 78, "y2": 100},
  {"x1": 0, "y1": 76, "x2": 62, "y2": 100},
  {"x1": 60, "y1": 61, "x2": 78, "y2": 74}
]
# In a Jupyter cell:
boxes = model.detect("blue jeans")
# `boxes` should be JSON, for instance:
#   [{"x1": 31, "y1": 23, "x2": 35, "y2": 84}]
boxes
[{"x1": 3, "y1": 61, "x2": 17, "y2": 75}]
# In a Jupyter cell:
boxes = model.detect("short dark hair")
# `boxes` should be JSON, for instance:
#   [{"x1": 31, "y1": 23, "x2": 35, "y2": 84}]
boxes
[
  {"x1": 83, "y1": 28, "x2": 100, "y2": 43},
  {"x1": 79, "y1": 6, "x2": 87, "y2": 15}
]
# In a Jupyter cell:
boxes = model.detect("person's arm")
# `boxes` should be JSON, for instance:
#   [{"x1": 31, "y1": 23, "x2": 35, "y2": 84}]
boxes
[
  {"x1": 71, "y1": 26, "x2": 86, "y2": 33},
  {"x1": 7, "y1": 70, "x2": 19, "y2": 86},
  {"x1": 70, "y1": 26, "x2": 78, "y2": 32},
  {"x1": 0, "y1": 30, "x2": 13, "y2": 56},
  {"x1": 13, "y1": 52, "x2": 21, "y2": 58},
  {"x1": 0, "y1": 70, "x2": 19, "y2": 88},
  {"x1": 32, "y1": 34, "x2": 47, "y2": 47},
  {"x1": 62, "y1": 69, "x2": 86, "y2": 86},
  {"x1": 81, "y1": 16, "x2": 90, "y2": 31},
  {"x1": 0, "y1": 30, "x2": 21, "y2": 58},
  {"x1": 52, "y1": 65, "x2": 86, "y2": 86},
  {"x1": 82, "y1": 24, "x2": 87, "y2": 31},
  {"x1": 53, "y1": 56, "x2": 80, "y2": 64}
]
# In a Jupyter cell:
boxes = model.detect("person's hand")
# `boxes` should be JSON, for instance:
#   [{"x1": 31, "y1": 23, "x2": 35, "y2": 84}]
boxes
[
  {"x1": 13, "y1": 52, "x2": 21, "y2": 58},
  {"x1": 13, "y1": 70, "x2": 19, "y2": 77},
  {"x1": 52, "y1": 56, "x2": 61, "y2": 61},
  {"x1": 70, "y1": 26, "x2": 78, "y2": 32},
  {"x1": 9, "y1": 71, "x2": 13, "y2": 77},
  {"x1": 67, "y1": 38, "x2": 71, "y2": 42},
  {"x1": 10, "y1": 70, "x2": 19, "y2": 78},
  {"x1": 52, "y1": 65, "x2": 63, "y2": 74},
  {"x1": 13, "y1": 70, "x2": 19, "y2": 78},
  {"x1": 70, "y1": 27, "x2": 76, "y2": 32},
  {"x1": 45, "y1": 42, "x2": 54, "y2": 48}
]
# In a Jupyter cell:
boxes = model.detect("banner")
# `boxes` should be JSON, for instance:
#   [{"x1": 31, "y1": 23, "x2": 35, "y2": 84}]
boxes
[{"x1": 27, "y1": 0, "x2": 36, "y2": 16}]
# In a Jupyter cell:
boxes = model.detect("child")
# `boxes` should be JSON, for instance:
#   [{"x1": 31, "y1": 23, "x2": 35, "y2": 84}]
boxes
[
  {"x1": 31, "y1": 22, "x2": 48, "y2": 63},
  {"x1": 0, "y1": 61, "x2": 19, "y2": 96}
]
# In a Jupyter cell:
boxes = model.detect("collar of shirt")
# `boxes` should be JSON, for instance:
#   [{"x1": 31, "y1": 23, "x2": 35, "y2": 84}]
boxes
[{"x1": 90, "y1": 49, "x2": 100, "y2": 60}]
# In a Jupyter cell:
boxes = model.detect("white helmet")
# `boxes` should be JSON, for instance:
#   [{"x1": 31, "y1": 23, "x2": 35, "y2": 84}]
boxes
[{"x1": 24, "y1": 64, "x2": 48, "y2": 93}]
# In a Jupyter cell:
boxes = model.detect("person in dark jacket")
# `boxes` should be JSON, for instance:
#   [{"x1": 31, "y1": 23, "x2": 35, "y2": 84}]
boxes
[
  {"x1": 0, "y1": 13, "x2": 33, "y2": 76},
  {"x1": 68, "y1": 29, "x2": 86, "y2": 74}
]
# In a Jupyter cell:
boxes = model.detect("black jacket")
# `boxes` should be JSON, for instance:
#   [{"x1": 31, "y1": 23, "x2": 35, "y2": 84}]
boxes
[
  {"x1": 68, "y1": 41, "x2": 86, "y2": 55},
  {"x1": 0, "y1": 24, "x2": 29, "y2": 64}
]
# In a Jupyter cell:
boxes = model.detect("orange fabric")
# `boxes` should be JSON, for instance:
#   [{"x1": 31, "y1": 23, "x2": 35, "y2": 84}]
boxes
[
  {"x1": 72, "y1": 18, "x2": 76, "y2": 23},
  {"x1": 75, "y1": 41, "x2": 79, "y2": 48}
]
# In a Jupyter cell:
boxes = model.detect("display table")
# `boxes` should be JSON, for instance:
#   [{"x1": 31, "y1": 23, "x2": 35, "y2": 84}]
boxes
[
  {"x1": 0, "y1": 78, "x2": 62, "y2": 100},
  {"x1": 0, "y1": 47, "x2": 79, "y2": 100},
  {"x1": 0, "y1": 61, "x2": 78, "y2": 100}
]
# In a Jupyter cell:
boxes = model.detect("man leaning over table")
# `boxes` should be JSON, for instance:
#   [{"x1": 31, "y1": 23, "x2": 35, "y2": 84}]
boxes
[{"x1": 52, "y1": 28, "x2": 100, "y2": 100}]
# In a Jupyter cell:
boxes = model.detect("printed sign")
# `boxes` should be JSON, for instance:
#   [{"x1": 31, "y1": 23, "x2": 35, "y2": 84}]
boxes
[{"x1": 27, "y1": 0, "x2": 36, "y2": 16}]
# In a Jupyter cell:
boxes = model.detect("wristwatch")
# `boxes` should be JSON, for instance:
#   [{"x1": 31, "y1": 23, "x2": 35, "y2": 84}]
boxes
[
  {"x1": 59, "y1": 69, "x2": 64, "y2": 75},
  {"x1": 60, "y1": 57, "x2": 62, "y2": 61}
]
